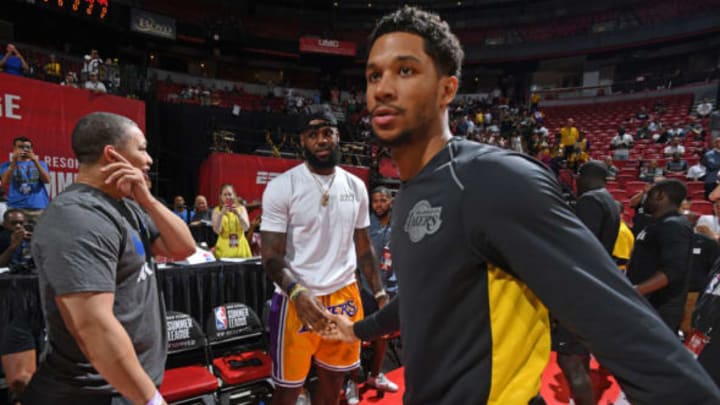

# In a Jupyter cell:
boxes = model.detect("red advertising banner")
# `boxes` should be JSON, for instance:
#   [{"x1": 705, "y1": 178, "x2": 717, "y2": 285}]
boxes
[
  {"x1": 299, "y1": 37, "x2": 357, "y2": 57},
  {"x1": 0, "y1": 74, "x2": 146, "y2": 198},
  {"x1": 197, "y1": 153, "x2": 369, "y2": 210}
]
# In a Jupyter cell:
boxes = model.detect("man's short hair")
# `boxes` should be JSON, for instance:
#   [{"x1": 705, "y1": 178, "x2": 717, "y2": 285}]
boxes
[
  {"x1": 371, "y1": 186, "x2": 393, "y2": 198},
  {"x1": 578, "y1": 161, "x2": 609, "y2": 181},
  {"x1": 12, "y1": 136, "x2": 31, "y2": 146},
  {"x1": 652, "y1": 179, "x2": 687, "y2": 207},
  {"x1": 3, "y1": 208, "x2": 24, "y2": 224},
  {"x1": 71, "y1": 112, "x2": 138, "y2": 163},
  {"x1": 368, "y1": 6, "x2": 464, "y2": 80}
]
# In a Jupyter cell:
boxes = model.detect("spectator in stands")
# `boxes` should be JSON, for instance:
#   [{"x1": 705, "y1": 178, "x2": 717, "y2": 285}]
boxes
[
  {"x1": 0, "y1": 44, "x2": 29, "y2": 76},
  {"x1": 534, "y1": 122, "x2": 549, "y2": 138},
  {"x1": 610, "y1": 127, "x2": 634, "y2": 160},
  {"x1": 663, "y1": 137, "x2": 685, "y2": 156},
  {"x1": 560, "y1": 118, "x2": 579, "y2": 160},
  {"x1": 575, "y1": 131, "x2": 590, "y2": 152},
  {"x1": 189, "y1": 195, "x2": 211, "y2": 224},
  {"x1": 696, "y1": 200, "x2": 720, "y2": 240},
  {"x1": 667, "y1": 121, "x2": 686, "y2": 138},
  {"x1": 81, "y1": 49, "x2": 102, "y2": 81},
  {"x1": 613, "y1": 200, "x2": 635, "y2": 272},
  {"x1": 639, "y1": 159, "x2": 664, "y2": 183},
  {"x1": 211, "y1": 184, "x2": 252, "y2": 258},
  {"x1": 681, "y1": 214, "x2": 720, "y2": 338},
  {"x1": 605, "y1": 156, "x2": 618, "y2": 179},
  {"x1": 687, "y1": 155, "x2": 707, "y2": 181},
  {"x1": 703, "y1": 138, "x2": 720, "y2": 196},
  {"x1": 666, "y1": 152, "x2": 688, "y2": 173},
  {"x1": 567, "y1": 146, "x2": 588, "y2": 172},
  {"x1": 636, "y1": 106, "x2": 649, "y2": 121},
  {"x1": 84, "y1": 72, "x2": 107, "y2": 94},
  {"x1": 43, "y1": 54, "x2": 62, "y2": 83},
  {"x1": 0, "y1": 208, "x2": 33, "y2": 268},
  {"x1": 0, "y1": 137, "x2": 51, "y2": 221},
  {"x1": 697, "y1": 99, "x2": 713, "y2": 117},
  {"x1": 61, "y1": 72, "x2": 78, "y2": 88},
  {"x1": 172, "y1": 195, "x2": 191, "y2": 223},
  {"x1": 0, "y1": 208, "x2": 39, "y2": 402},
  {"x1": 627, "y1": 179, "x2": 693, "y2": 332}
]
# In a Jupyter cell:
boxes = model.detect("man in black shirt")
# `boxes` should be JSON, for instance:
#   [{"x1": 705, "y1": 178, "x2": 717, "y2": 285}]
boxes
[
  {"x1": 680, "y1": 216, "x2": 720, "y2": 337},
  {"x1": 321, "y1": 6, "x2": 720, "y2": 404},
  {"x1": 554, "y1": 161, "x2": 620, "y2": 405},
  {"x1": 628, "y1": 179, "x2": 694, "y2": 332}
]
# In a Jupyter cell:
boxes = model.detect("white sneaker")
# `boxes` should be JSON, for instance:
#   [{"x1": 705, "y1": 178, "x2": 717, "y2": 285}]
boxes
[
  {"x1": 367, "y1": 372, "x2": 399, "y2": 393},
  {"x1": 345, "y1": 380, "x2": 360, "y2": 405},
  {"x1": 297, "y1": 388, "x2": 311, "y2": 405}
]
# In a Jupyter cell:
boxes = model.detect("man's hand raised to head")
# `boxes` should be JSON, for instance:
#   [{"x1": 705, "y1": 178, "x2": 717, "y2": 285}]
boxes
[{"x1": 101, "y1": 149, "x2": 154, "y2": 207}]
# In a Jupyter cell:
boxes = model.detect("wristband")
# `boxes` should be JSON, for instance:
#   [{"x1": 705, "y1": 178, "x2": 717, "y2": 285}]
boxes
[
  {"x1": 146, "y1": 390, "x2": 163, "y2": 405},
  {"x1": 289, "y1": 284, "x2": 308, "y2": 301},
  {"x1": 286, "y1": 281, "x2": 297, "y2": 296},
  {"x1": 374, "y1": 289, "x2": 388, "y2": 300}
]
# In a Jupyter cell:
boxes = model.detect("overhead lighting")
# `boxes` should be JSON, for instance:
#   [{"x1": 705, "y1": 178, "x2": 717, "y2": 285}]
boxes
[
  {"x1": 333, "y1": 1, "x2": 338, "y2": 6},
  {"x1": 368, "y1": 2, "x2": 372, "y2": 7},
  {"x1": 457, "y1": 1, "x2": 462, "y2": 5}
]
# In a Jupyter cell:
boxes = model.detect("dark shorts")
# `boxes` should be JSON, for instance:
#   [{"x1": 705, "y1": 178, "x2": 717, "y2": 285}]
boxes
[
  {"x1": 360, "y1": 288, "x2": 379, "y2": 317},
  {"x1": 0, "y1": 305, "x2": 40, "y2": 356}
]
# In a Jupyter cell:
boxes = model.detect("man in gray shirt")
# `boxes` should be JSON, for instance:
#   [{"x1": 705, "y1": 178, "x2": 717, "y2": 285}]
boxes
[{"x1": 25, "y1": 112, "x2": 195, "y2": 404}]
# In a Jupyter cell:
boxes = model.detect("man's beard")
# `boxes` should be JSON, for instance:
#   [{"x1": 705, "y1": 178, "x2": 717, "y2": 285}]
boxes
[{"x1": 304, "y1": 146, "x2": 340, "y2": 170}]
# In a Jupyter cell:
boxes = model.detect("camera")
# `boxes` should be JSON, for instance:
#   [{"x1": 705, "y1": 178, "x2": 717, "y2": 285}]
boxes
[
  {"x1": 24, "y1": 222, "x2": 34, "y2": 233},
  {"x1": 21, "y1": 145, "x2": 32, "y2": 151}
]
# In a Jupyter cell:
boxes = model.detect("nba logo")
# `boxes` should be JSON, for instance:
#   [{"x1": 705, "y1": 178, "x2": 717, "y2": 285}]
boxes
[{"x1": 215, "y1": 306, "x2": 228, "y2": 331}]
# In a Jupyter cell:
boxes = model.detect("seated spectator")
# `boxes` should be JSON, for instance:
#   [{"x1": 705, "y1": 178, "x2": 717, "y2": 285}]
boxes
[
  {"x1": 610, "y1": 127, "x2": 634, "y2": 160},
  {"x1": 687, "y1": 156, "x2": 707, "y2": 181},
  {"x1": 190, "y1": 195, "x2": 211, "y2": 224},
  {"x1": 636, "y1": 106, "x2": 649, "y2": 121},
  {"x1": 663, "y1": 137, "x2": 686, "y2": 156},
  {"x1": 697, "y1": 99, "x2": 713, "y2": 117},
  {"x1": 653, "y1": 100, "x2": 667, "y2": 115},
  {"x1": 43, "y1": 54, "x2": 62, "y2": 83},
  {"x1": 0, "y1": 44, "x2": 28, "y2": 76},
  {"x1": 666, "y1": 153, "x2": 688, "y2": 173},
  {"x1": 575, "y1": 131, "x2": 590, "y2": 152},
  {"x1": 172, "y1": 195, "x2": 191, "y2": 223},
  {"x1": 667, "y1": 122, "x2": 686, "y2": 138},
  {"x1": 605, "y1": 156, "x2": 618, "y2": 179},
  {"x1": 84, "y1": 72, "x2": 107, "y2": 93},
  {"x1": 567, "y1": 146, "x2": 588, "y2": 172},
  {"x1": 696, "y1": 200, "x2": 720, "y2": 239},
  {"x1": 61, "y1": 72, "x2": 78, "y2": 88},
  {"x1": 639, "y1": 159, "x2": 664, "y2": 182},
  {"x1": 0, "y1": 209, "x2": 33, "y2": 269},
  {"x1": 534, "y1": 122, "x2": 549, "y2": 138},
  {"x1": 647, "y1": 117, "x2": 662, "y2": 136}
]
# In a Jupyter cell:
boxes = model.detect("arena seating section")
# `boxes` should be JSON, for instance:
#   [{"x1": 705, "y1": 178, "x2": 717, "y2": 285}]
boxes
[{"x1": 544, "y1": 94, "x2": 713, "y2": 222}]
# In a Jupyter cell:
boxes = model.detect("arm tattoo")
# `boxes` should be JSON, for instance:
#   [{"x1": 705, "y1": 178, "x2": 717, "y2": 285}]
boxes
[
  {"x1": 355, "y1": 228, "x2": 383, "y2": 293},
  {"x1": 260, "y1": 231, "x2": 296, "y2": 292}
]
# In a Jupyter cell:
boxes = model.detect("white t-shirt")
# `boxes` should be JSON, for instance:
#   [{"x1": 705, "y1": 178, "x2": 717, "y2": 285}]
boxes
[
  {"x1": 697, "y1": 215, "x2": 720, "y2": 235},
  {"x1": 261, "y1": 164, "x2": 369, "y2": 295}
]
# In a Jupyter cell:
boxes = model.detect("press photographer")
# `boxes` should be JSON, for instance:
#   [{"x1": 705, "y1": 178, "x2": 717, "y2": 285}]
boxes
[
  {"x1": 0, "y1": 137, "x2": 51, "y2": 222},
  {"x1": 0, "y1": 208, "x2": 34, "y2": 271}
]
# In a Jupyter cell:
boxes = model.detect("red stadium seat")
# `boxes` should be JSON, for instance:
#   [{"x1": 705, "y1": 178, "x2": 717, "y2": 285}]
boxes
[{"x1": 693, "y1": 201, "x2": 714, "y2": 215}]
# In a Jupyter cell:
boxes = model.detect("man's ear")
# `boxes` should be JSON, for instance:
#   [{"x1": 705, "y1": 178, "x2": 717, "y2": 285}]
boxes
[
  {"x1": 102, "y1": 145, "x2": 118, "y2": 163},
  {"x1": 438, "y1": 75, "x2": 459, "y2": 110}
]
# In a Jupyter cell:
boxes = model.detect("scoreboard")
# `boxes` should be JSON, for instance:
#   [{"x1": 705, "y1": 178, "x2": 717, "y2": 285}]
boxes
[{"x1": 39, "y1": 0, "x2": 110, "y2": 20}]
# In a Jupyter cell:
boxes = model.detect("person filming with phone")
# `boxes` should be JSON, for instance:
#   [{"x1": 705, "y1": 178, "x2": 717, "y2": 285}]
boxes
[
  {"x1": 211, "y1": 184, "x2": 252, "y2": 259},
  {"x1": 0, "y1": 137, "x2": 51, "y2": 222}
]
